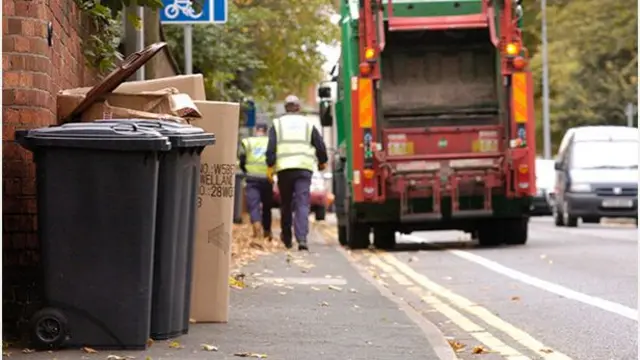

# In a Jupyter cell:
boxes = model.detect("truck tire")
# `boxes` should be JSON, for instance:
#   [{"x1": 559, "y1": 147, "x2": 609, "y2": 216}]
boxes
[
  {"x1": 504, "y1": 218, "x2": 529, "y2": 245},
  {"x1": 476, "y1": 224, "x2": 502, "y2": 247},
  {"x1": 338, "y1": 225, "x2": 348, "y2": 246},
  {"x1": 373, "y1": 225, "x2": 396, "y2": 250},
  {"x1": 348, "y1": 221, "x2": 371, "y2": 249},
  {"x1": 315, "y1": 206, "x2": 326, "y2": 221}
]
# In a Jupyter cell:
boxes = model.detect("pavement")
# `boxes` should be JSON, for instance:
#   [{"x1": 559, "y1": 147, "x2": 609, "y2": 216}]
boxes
[
  {"x1": 324, "y1": 216, "x2": 638, "y2": 360},
  {"x1": 6, "y1": 223, "x2": 455, "y2": 360}
]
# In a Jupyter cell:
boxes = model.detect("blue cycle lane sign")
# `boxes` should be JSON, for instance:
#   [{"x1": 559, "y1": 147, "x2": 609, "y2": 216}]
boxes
[{"x1": 160, "y1": 0, "x2": 227, "y2": 24}]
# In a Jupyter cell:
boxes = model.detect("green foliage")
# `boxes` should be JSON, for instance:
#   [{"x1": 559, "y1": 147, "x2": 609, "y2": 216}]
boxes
[
  {"x1": 525, "y1": 0, "x2": 637, "y2": 151},
  {"x1": 75, "y1": 0, "x2": 164, "y2": 74},
  {"x1": 163, "y1": 0, "x2": 339, "y2": 103}
]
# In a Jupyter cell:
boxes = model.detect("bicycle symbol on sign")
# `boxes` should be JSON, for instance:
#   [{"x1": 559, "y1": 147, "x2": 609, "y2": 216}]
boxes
[{"x1": 164, "y1": 0, "x2": 203, "y2": 19}]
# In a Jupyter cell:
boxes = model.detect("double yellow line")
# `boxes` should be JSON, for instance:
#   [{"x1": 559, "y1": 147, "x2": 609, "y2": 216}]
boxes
[{"x1": 354, "y1": 250, "x2": 573, "y2": 360}]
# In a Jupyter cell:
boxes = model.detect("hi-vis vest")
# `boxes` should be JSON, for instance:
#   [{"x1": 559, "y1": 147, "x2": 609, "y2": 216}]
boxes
[
  {"x1": 273, "y1": 114, "x2": 316, "y2": 172},
  {"x1": 242, "y1": 136, "x2": 269, "y2": 176}
]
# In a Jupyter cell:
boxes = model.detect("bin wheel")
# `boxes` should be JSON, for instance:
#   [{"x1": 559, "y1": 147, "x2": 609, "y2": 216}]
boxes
[{"x1": 30, "y1": 308, "x2": 68, "y2": 350}]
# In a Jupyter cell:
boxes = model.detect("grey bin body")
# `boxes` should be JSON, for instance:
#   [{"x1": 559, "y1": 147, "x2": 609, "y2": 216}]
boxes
[
  {"x1": 15, "y1": 122, "x2": 171, "y2": 350},
  {"x1": 95, "y1": 119, "x2": 215, "y2": 340},
  {"x1": 233, "y1": 172, "x2": 245, "y2": 224}
]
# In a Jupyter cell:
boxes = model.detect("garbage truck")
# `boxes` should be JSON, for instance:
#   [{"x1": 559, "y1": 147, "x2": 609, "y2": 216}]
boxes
[{"x1": 317, "y1": 0, "x2": 536, "y2": 249}]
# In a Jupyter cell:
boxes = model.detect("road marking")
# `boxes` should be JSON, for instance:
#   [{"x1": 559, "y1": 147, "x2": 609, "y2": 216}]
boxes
[
  {"x1": 401, "y1": 233, "x2": 638, "y2": 321},
  {"x1": 368, "y1": 255, "x2": 414, "y2": 286},
  {"x1": 259, "y1": 277, "x2": 348, "y2": 286},
  {"x1": 378, "y1": 252, "x2": 574, "y2": 360},
  {"x1": 365, "y1": 254, "x2": 533, "y2": 359},
  {"x1": 449, "y1": 250, "x2": 638, "y2": 321}
]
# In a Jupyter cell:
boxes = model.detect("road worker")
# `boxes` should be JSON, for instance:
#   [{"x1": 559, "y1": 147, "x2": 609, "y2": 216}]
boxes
[
  {"x1": 238, "y1": 123, "x2": 273, "y2": 240},
  {"x1": 266, "y1": 95, "x2": 328, "y2": 251}
]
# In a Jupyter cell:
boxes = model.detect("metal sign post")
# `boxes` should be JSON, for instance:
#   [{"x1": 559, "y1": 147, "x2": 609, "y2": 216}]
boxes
[
  {"x1": 625, "y1": 103, "x2": 637, "y2": 127},
  {"x1": 160, "y1": 0, "x2": 228, "y2": 74}
]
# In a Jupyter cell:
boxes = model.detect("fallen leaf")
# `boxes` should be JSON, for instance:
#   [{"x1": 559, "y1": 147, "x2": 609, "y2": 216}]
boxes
[
  {"x1": 106, "y1": 356, "x2": 135, "y2": 360},
  {"x1": 278, "y1": 291, "x2": 287, "y2": 295},
  {"x1": 234, "y1": 352, "x2": 268, "y2": 358},
  {"x1": 447, "y1": 339, "x2": 466, "y2": 352},
  {"x1": 284, "y1": 285, "x2": 294, "y2": 290},
  {"x1": 472, "y1": 345, "x2": 489, "y2": 354},
  {"x1": 324, "y1": 275, "x2": 332, "y2": 278},
  {"x1": 511, "y1": 296, "x2": 520, "y2": 301},
  {"x1": 320, "y1": 301, "x2": 329, "y2": 307},
  {"x1": 201, "y1": 344, "x2": 219, "y2": 351},
  {"x1": 189, "y1": 318, "x2": 196, "y2": 324},
  {"x1": 3, "y1": 351, "x2": 11, "y2": 357},
  {"x1": 168, "y1": 341, "x2": 184, "y2": 349},
  {"x1": 311, "y1": 286, "x2": 321, "y2": 291},
  {"x1": 145, "y1": 357, "x2": 152, "y2": 360},
  {"x1": 353, "y1": 304, "x2": 360, "y2": 309},
  {"x1": 146, "y1": 338, "x2": 154, "y2": 347},
  {"x1": 408, "y1": 256, "x2": 419, "y2": 263},
  {"x1": 82, "y1": 347, "x2": 98, "y2": 354},
  {"x1": 22, "y1": 349, "x2": 35, "y2": 354},
  {"x1": 540, "y1": 254, "x2": 547, "y2": 259},
  {"x1": 349, "y1": 288, "x2": 358, "y2": 293},
  {"x1": 540, "y1": 348, "x2": 554, "y2": 354},
  {"x1": 328, "y1": 285, "x2": 342, "y2": 291}
]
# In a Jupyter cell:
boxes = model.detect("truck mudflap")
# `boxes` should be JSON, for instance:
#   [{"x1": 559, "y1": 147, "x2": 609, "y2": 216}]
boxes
[{"x1": 371, "y1": 124, "x2": 530, "y2": 222}]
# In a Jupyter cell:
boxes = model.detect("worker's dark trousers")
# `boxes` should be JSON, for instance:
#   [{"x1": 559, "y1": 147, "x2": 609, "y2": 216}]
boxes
[
  {"x1": 244, "y1": 177, "x2": 273, "y2": 233},
  {"x1": 277, "y1": 169, "x2": 312, "y2": 243}
]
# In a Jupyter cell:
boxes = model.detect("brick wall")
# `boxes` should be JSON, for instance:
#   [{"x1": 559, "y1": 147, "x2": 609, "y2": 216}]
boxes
[{"x1": 2, "y1": 0, "x2": 100, "y2": 338}]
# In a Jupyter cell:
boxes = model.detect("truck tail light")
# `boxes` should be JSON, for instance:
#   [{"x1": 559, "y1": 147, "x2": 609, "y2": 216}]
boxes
[
  {"x1": 358, "y1": 78, "x2": 374, "y2": 128},
  {"x1": 504, "y1": 42, "x2": 520, "y2": 57},
  {"x1": 511, "y1": 56, "x2": 527, "y2": 70},
  {"x1": 359, "y1": 62, "x2": 372, "y2": 76}
]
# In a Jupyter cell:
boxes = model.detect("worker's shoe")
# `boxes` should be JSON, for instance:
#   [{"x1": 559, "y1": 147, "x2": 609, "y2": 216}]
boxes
[
  {"x1": 263, "y1": 230, "x2": 273, "y2": 241},
  {"x1": 297, "y1": 238, "x2": 309, "y2": 251},
  {"x1": 281, "y1": 235, "x2": 293, "y2": 249},
  {"x1": 252, "y1": 222, "x2": 263, "y2": 238}
]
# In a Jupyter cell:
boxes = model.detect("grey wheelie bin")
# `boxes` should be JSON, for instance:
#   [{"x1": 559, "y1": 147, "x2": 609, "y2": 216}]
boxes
[
  {"x1": 15, "y1": 122, "x2": 171, "y2": 350},
  {"x1": 95, "y1": 119, "x2": 215, "y2": 340}
]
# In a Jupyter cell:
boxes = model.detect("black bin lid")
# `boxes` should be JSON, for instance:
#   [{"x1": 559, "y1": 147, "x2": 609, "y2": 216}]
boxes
[
  {"x1": 15, "y1": 122, "x2": 172, "y2": 152},
  {"x1": 94, "y1": 119, "x2": 216, "y2": 148}
]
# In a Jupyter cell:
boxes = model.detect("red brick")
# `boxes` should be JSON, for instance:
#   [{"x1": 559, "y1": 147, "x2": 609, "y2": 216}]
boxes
[
  {"x1": 6, "y1": 18, "x2": 22, "y2": 35},
  {"x1": 3, "y1": 72, "x2": 20, "y2": 88},
  {"x1": 14, "y1": 35, "x2": 30, "y2": 52},
  {"x1": 3, "y1": 107, "x2": 20, "y2": 125},
  {"x1": 4, "y1": 0, "x2": 15, "y2": 16}
]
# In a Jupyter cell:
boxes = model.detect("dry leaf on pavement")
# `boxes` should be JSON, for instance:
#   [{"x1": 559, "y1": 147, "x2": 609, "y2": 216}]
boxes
[
  {"x1": 201, "y1": 344, "x2": 219, "y2": 351},
  {"x1": 349, "y1": 288, "x2": 358, "y2": 293},
  {"x1": 234, "y1": 352, "x2": 268, "y2": 358},
  {"x1": 540, "y1": 348, "x2": 554, "y2": 354},
  {"x1": 229, "y1": 276, "x2": 246, "y2": 290},
  {"x1": 511, "y1": 296, "x2": 521, "y2": 301},
  {"x1": 311, "y1": 286, "x2": 321, "y2": 291},
  {"x1": 320, "y1": 301, "x2": 329, "y2": 307},
  {"x1": 22, "y1": 349, "x2": 34, "y2": 354},
  {"x1": 82, "y1": 347, "x2": 98, "y2": 354},
  {"x1": 447, "y1": 339, "x2": 466, "y2": 352},
  {"x1": 106, "y1": 355, "x2": 135, "y2": 360},
  {"x1": 146, "y1": 338, "x2": 154, "y2": 347},
  {"x1": 328, "y1": 285, "x2": 342, "y2": 291},
  {"x1": 189, "y1": 318, "x2": 196, "y2": 324},
  {"x1": 472, "y1": 345, "x2": 489, "y2": 354},
  {"x1": 168, "y1": 341, "x2": 184, "y2": 349}
]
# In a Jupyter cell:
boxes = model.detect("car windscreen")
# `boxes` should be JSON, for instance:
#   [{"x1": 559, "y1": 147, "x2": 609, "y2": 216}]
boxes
[{"x1": 571, "y1": 140, "x2": 639, "y2": 169}]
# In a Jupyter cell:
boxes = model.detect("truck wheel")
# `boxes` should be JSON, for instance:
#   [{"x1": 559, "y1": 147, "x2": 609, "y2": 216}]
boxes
[
  {"x1": 315, "y1": 206, "x2": 326, "y2": 221},
  {"x1": 373, "y1": 225, "x2": 396, "y2": 250},
  {"x1": 504, "y1": 218, "x2": 529, "y2": 245},
  {"x1": 338, "y1": 225, "x2": 348, "y2": 246},
  {"x1": 476, "y1": 225, "x2": 502, "y2": 247},
  {"x1": 348, "y1": 221, "x2": 371, "y2": 249}
]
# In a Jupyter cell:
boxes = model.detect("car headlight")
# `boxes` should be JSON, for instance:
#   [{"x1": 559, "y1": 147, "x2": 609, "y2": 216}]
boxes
[{"x1": 570, "y1": 183, "x2": 591, "y2": 192}]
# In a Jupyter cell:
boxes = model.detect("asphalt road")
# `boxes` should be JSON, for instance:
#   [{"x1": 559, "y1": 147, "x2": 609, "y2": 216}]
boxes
[{"x1": 344, "y1": 217, "x2": 638, "y2": 360}]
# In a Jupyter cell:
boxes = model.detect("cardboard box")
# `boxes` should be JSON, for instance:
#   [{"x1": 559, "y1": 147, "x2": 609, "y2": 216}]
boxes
[
  {"x1": 115, "y1": 74, "x2": 207, "y2": 101},
  {"x1": 57, "y1": 88, "x2": 201, "y2": 124},
  {"x1": 188, "y1": 100, "x2": 240, "y2": 323}
]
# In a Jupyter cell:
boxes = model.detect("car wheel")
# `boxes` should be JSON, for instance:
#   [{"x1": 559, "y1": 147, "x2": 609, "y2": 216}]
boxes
[{"x1": 562, "y1": 201, "x2": 578, "y2": 227}]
